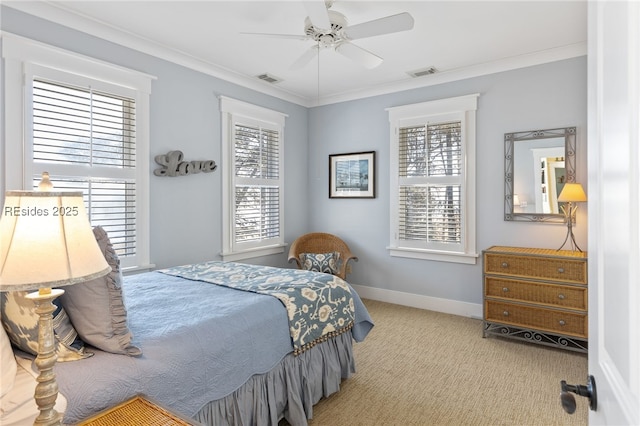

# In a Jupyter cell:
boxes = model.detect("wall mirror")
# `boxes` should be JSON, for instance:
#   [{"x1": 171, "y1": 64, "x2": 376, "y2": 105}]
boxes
[{"x1": 505, "y1": 127, "x2": 576, "y2": 222}]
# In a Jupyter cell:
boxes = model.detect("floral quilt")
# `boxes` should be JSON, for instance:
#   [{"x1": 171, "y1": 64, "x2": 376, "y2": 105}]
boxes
[{"x1": 158, "y1": 261, "x2": 354, "y2": 354}]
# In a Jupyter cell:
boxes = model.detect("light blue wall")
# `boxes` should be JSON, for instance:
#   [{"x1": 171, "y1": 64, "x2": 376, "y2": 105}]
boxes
[
  {"x1": 1, "y1": 6, "x2": 587, "y2": 308},
  {"x1": 1, "y1": 7, "x2": 309, "y2": 269},
  {"x1": 308, "y1": 57, "x2": 587, "y2": 304}
]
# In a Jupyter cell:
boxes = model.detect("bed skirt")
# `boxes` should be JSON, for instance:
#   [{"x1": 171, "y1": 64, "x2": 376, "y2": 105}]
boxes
[{"x1": 193, "y1": 332, "x2": 355, "y2": 426}]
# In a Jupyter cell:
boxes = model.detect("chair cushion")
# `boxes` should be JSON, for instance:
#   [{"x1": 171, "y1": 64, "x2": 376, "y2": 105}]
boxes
[{"x1": 299, "y1": 252, "x2": 341, "y2": 275}]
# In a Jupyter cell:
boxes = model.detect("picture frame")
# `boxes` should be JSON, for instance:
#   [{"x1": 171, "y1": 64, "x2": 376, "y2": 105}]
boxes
[{"x1": 329, "y1": 151, "x2": 375, "y2": 198}]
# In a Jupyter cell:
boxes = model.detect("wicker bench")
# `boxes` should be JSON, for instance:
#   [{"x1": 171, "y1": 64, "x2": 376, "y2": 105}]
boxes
[{"x1": 77, "y1": 395, "x2": 200, "y2": 426}]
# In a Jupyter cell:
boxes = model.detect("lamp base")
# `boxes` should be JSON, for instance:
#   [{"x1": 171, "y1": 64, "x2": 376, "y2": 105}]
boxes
[
  {"x1": 557, "y1": 203, "x2": 582, "y2": 252},
  {"x1": 557, "y1": 227, "x2": 583, "y2": 252},
  {"x1": 25, "y1": 288, "x2": 65, "y2": 426}
]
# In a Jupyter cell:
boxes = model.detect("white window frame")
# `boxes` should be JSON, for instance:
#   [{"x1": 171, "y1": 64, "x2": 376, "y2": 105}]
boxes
[
  {"x1": 1, "y1": 33, "x2": 155, "y2": 271},
  {"x1": 387, "y1": 94, "x2": 479, "y2": 264},
  {"x1": 219, "y1": 96, "x2": 287, "y2": 261}
]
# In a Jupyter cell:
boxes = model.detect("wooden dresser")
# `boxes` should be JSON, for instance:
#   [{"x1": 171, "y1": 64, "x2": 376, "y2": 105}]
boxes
[{"x1": 482, "y1": 246, "x2": 588, "y2": 353}]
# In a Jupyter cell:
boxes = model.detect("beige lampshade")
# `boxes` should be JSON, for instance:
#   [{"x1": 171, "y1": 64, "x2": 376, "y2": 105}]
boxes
[
  {"x1": 558, "y1": 183, "x2": 587, "y2": 203},
  {"x1": 0, "y1": 190, "x2": 111, "y2": 291}
]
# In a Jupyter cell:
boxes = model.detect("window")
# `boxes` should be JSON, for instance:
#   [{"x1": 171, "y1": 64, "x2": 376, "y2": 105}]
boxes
[
  {"x1": 220, "y1": 97, "x2": 287, "y2": 261},
  {"x1": 31, "y1": 78, "x2": 137, "y2": 257},
  {"x1": 2, "y1": 35, "x2": 154, "y2": 270},
  {"x1": 387, "y1": 94, "x2": 479, "y2": 264}
]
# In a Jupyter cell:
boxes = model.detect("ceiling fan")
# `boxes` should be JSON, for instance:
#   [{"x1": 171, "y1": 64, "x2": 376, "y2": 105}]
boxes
[{"x1": 242, "y1": 0, "x2": 414, "y2": 69}]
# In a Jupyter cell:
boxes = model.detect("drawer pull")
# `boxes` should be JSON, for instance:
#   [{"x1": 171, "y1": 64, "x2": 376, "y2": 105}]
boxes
[
  {"x1": 558, "y1": 267, "x2": 565, "y2": 273},
  {"x1": 503, "y1": 311, "x2": 509, "y2": 317},
  {"x1": 559, "y1": 320, "x2": 566, "y2": 326},
  {"x1": 501, "y1": 262, "x2": 509, "y2": 268},
  {"x1": 558, "y1": 294, "x2": 566, "y2": 300},
  {"x1": 502, "y1": 287, "x2": 509, "y2": 293}
]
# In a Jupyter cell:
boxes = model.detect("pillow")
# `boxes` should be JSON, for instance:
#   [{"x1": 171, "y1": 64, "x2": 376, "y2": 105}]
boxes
[
  {"x1": 60, "y1": 226, "x2": 142, "y2": 356},
  {"x1": 0, "y1": 326, "x2": 17, "y2": 397},
  {"x1": 0, "y1": 291, "x2": 91, "y2": 362},
  {"x1": 299, "y1": 252, "x2": 341, "y2": 275}
]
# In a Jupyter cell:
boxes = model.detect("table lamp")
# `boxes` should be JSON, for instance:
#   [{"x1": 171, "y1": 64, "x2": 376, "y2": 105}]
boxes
[
  {"x1": 0, "y1": 173, "x2": 110, "y2": 426},
  {"x1": 557, "y1": 182, "x2": 587, "y2": 252}
]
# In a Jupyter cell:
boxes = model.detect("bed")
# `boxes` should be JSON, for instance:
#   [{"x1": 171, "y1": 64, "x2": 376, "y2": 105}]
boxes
[{"x1": 2, "y1": 259, "x2": 373, "y2": 425}]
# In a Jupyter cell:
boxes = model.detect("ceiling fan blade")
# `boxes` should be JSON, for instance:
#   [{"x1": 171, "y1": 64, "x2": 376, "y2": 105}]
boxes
[
  {"x1": 290, "y1": 45, "x2": 319, "y2": 70},
  {"x1": 343, "y1": 12, "x2": 414, "y2": 40},
  {"x1": 303, "y1": 0, "x2": 331, "y2": 30},
  {"x1": 335, "y1": 42, "x2": 383, "y2": 69},
  {"x1": 240, "y1": 32, "x2": 309, "y2": 41}
]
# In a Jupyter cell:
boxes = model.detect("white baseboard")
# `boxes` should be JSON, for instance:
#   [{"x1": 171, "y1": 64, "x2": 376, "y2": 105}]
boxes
[{"x1": 351, "y1": 284, "x2": 483, "y2": 320}]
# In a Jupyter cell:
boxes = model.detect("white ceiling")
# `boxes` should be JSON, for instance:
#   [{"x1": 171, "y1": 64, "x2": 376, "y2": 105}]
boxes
[{"x1": 5, "y1": 1, "x2": 588, "y2": 106}]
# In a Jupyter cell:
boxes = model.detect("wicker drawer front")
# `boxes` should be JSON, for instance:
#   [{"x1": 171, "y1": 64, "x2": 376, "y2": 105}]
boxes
[
  {"x1": 485, "y1": 300, "x2": 587, "y2": 338},
  {"x1": 485, "y1": 277, "x2": 587, "y2": 310},
  {"x1": 484, "y1": 253, "x2": 586, "y2": 284}
]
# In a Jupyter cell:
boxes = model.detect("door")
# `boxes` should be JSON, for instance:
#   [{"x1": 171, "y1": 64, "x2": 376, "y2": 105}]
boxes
[{"x1": 587, "y1": 1, "x2": 640, "y2": 424}]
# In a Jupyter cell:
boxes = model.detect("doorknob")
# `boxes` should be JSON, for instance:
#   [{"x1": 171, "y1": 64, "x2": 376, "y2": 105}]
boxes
[{"x1": 560, "y1": 375, "x2": 597, "y2": 414}]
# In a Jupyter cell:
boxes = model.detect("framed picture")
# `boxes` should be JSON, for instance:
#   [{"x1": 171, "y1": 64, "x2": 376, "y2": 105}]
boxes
[{"x1": 329, "y1": 151, "x2": 375, "y2": 198}]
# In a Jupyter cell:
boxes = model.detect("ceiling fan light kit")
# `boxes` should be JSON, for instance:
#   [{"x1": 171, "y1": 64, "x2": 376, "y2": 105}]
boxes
[
  {"x1": 304, "y1": 11, "x2": 348, "y2": 47},
  {"x1": 244, "y1": 1, "x2": 414, "y2": 70}
]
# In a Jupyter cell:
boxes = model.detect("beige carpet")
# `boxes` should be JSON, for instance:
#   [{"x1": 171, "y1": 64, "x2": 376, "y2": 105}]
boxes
[{"x1": 307, "y1": 299, "x2": 589, "y2": 426}]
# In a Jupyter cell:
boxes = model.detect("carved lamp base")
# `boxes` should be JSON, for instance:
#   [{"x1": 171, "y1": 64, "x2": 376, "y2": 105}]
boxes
[{"x1": 25, "y1": 288, "x2": 65, "y2": 426}]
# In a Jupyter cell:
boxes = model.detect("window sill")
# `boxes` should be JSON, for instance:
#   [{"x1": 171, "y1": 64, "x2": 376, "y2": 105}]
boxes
[
  {"x1": 122, "y1": 264, "x2": 156, "y2": 275},
  {"x1": 221, "y1": 244, "x2": 286, "y2": 262},
  {"x1": 388, "y1": 247, "x2": 478, "y2": 265}
]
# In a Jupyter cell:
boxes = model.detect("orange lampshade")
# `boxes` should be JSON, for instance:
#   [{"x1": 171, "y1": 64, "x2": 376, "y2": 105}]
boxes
[{"x1": 558, "y1": 183, "x2": 587, "y2": 203}]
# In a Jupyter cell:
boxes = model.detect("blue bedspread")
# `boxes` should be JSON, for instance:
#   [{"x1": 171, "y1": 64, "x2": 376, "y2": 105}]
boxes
[
  {"x1": 54, "y1": 265, "x2": 373, "y2": 424},
  {"x1": 158, "y1": 261, "x2": 355, "y2": 355}
]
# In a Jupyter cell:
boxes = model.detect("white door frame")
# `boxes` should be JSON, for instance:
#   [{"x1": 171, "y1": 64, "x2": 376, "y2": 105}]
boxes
[{"x1": 587, "y1": 1, "x2": 640, "y2": 424}]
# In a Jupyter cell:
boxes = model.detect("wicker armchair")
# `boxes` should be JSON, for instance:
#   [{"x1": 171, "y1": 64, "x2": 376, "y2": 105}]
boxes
[{"x1": 288, "y1": 232, "x2": 358, "y2": 280}]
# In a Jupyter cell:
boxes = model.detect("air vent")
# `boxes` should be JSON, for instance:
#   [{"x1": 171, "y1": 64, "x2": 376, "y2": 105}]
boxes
[
  {"x1": 408, "y1": 67, "x2": 438, "y2": 78},
  {"x1": 256, "y1": 73, "x2": 282, "y2": 84}
]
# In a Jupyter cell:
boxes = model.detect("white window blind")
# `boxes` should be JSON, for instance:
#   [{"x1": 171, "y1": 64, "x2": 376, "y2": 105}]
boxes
[
  {"x1": 398, "y1": 122, "x2": 462, "y2": 244},
  {"x1": 388, "y1": 94, "x2": 478, "y2": 264},
  {"x1": 32, "y1": 78, "x2": 138, "y2": 258},
  {"x1": 33, "y1": 79, "x2": 135, "y2": 167},
  {"x1": 220, "y1": 96, "x2": 286, "y2": 261},
  {"x1": 234, "y1": 124, "x2": 280, "y2": 243}
]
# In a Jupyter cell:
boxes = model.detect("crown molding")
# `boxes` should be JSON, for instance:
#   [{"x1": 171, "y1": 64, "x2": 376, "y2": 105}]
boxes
[
  {"x1": 4, "y1": 1, "x2": 309, "y2": 106},
  {"x1": 317, "y1": 42, "x2": 587, "y2": 106},
  {"x1": 5, "y1": 2, "x2": 587, "y2": 108}
]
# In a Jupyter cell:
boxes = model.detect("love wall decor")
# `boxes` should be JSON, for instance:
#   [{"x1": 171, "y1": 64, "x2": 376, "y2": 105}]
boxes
[{"x1": 154, "y1": 150, "x2": 217, "y2": 177}]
